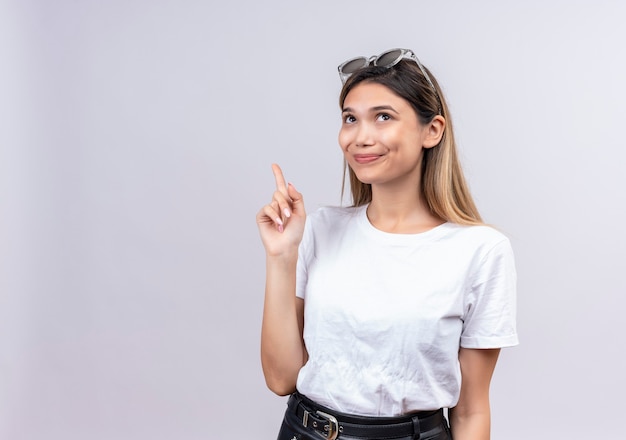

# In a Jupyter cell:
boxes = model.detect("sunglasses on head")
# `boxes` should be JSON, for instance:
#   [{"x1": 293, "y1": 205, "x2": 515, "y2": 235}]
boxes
[{"x1": 338, "y1": 48, "x2": 442, "y2": 114}]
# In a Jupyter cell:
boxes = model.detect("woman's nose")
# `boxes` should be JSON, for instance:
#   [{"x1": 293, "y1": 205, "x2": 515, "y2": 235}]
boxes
[{"x1": 355, "y1": 123, "x2": 375, "y2": 147}]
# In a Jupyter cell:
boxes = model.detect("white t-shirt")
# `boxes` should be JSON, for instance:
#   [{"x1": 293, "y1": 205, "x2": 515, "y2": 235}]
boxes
[{"x1": 295, "y1": 205, "x2": 518, "y2": 416}]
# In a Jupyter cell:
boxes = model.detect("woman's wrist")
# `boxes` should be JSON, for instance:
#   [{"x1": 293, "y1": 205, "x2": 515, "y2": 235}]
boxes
[{"x1": 266, "y1": 247, "x2": 299, "y2": 262}]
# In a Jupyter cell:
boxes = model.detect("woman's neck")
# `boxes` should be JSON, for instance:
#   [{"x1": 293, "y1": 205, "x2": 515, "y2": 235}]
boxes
[{"x1": 367, "y1": 184, "x2": 444, "y2": 234}]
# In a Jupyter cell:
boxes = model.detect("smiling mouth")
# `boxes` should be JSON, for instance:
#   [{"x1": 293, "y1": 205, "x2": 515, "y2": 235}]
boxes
[{"x1": 354, "y1": 154, "x2": 382, "y2": 164}]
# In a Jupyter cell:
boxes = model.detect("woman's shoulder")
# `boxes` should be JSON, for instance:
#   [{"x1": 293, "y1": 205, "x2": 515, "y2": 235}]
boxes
[
  {"x1": 444, "y1": 222, "x2": 512, "y2": 252},
  {"x1": 299, "y1": 206, "x2": 363, "y2": 249},
  {"x1": 307, "y1": 205, "x2": 364, "y2": 225}
]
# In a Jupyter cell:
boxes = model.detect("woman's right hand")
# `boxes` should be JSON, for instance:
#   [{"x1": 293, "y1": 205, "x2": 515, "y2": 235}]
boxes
[{"x1": 256, "y1": 164, "x2": 306, "y2": 257}]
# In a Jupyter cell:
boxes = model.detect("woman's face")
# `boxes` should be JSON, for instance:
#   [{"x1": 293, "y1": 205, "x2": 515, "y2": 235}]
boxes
[{"x1": 338, "y1": 82, "x2": 432, "y2": 188}]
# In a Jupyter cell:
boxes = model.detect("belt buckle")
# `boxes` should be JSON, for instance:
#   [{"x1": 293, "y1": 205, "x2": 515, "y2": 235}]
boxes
[{"x1": 315, "y1": 411, "x2": 339, "y2": 440}]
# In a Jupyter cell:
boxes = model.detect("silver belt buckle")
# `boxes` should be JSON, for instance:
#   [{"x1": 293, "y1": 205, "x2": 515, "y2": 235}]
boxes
[{"x1": 315, "y1": 411, "x2": 339, "y2": 440}]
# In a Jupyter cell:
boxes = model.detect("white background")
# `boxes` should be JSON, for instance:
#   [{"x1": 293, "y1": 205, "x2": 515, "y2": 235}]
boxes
[{"x1": 1, "y1": 0, "x2": 625, "y2": 438}]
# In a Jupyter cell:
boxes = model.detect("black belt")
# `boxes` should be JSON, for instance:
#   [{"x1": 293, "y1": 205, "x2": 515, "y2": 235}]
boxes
[{"x1": 288, "y1": 392, "x2": 446, "y2": 440}]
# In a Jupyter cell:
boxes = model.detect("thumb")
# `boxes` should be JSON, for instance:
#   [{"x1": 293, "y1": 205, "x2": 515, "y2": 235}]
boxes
[{"x1": 287, "y1": 183, "x2": 305, "y2": 214}]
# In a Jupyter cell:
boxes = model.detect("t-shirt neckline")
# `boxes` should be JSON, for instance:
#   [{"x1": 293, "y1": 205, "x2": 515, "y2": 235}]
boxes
[{"x1": 355, "y1": 204, "x2": 453, "y2": 245}]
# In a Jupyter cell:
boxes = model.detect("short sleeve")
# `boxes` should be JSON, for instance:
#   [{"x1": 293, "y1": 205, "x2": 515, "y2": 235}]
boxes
[
  {"x1": 461, "y1": 238, "x2": 519, "y2": 348},
  {"x1": 295, "y1": 218, "x2": 315, "y2": 299}
]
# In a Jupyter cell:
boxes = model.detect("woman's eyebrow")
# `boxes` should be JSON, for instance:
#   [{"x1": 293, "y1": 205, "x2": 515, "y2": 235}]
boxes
[
  {"x1": 341, "y1": 105, "x2": 399, "y2": 114},
  {"x1": 371, "y1": 105, "x2": 399, "y2": 114}
]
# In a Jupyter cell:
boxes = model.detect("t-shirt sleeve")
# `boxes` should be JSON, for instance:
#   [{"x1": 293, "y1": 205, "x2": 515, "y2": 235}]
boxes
[
  {"x1": 461, "y1": 238, "x2": 519, "y2": 349},
  {"x1": 295, "y1": 218, "x2": 315, "y2": 299}
]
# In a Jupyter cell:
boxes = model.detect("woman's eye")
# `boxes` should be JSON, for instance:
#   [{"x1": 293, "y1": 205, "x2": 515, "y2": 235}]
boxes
[
  {"x1": 377, "y1": 113, "x2": 391, "y2": 121},
  {"x1": 344, "y1": 115, "x2": 356, "y2": 123}
]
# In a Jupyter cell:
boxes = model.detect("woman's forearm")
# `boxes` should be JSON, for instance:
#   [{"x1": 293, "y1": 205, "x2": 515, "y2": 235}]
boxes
[
  {"x1": 449, "y1": 408, "x2": 491, "y2": 440},
  {"x1": 260, "y1": 252, "x2": 307, "y2": 395},
  {"x1": 450, "y1": 348, "x2": 499, "y2": 440}
]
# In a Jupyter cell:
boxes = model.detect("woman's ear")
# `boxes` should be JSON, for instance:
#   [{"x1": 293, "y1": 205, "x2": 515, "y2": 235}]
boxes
[{"x1": 423, "y1": 115, "x2": 446, "y2": 149}]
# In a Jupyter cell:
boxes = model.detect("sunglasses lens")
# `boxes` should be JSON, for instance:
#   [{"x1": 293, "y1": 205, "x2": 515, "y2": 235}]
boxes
[
  {"x1": 341, "y1": 57, "x2": 368, "y2": 74},
  {"x1": 375, "y1": 49, "x2": 403, "y2": 67}
]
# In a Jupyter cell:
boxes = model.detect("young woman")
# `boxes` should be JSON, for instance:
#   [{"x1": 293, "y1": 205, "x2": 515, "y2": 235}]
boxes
[{"x1": 256, "y1": 48, "x2": 518, "y2": 440}]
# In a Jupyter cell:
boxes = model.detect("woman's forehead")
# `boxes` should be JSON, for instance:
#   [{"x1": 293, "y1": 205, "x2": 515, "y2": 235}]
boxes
[{"x1": 343, "y1": 82, "x2": 410, "y2": 110}]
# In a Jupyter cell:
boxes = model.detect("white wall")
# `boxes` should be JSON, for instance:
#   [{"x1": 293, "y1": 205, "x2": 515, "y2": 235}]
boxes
[{"x1": 1, "y1": 0, "x2": 624, "y2": 438}]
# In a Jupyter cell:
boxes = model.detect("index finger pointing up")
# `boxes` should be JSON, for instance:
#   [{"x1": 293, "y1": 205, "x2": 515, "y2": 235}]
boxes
[{"x1": 271, "y1": 163, "x2": 288, "y2": 196}]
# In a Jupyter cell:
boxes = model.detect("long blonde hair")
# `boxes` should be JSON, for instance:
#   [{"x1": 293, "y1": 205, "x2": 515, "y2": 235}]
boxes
[{"x1": 339, "y1": 60, "x2": 483, "y2": 226}]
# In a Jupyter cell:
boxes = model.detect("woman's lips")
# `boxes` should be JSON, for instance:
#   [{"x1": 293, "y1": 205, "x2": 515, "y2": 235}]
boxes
[{"x1": 354, "y1": 154, "x2": 382, "y2": 164}]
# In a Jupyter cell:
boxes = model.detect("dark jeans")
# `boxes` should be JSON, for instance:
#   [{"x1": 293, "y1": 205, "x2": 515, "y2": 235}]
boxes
[{"x1": 277, "y1": 393, "x2": 452, "y2": 440}]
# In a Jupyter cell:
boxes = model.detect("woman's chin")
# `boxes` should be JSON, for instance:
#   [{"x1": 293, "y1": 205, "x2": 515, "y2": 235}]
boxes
[{"x1": 352, "y1": 171, "x2": 379, "y2": 185}]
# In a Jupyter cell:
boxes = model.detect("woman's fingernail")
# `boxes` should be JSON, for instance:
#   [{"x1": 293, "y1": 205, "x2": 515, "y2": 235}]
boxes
[
  {"x1": 283, "y1": 208, "x2": 291, "y2": 218},
  {"x1": 275, "y1": 217, "x2": 283, "y2": 226},
  {"x1": 278, "y1": 224, "x2": 284, "y2": 233}
]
